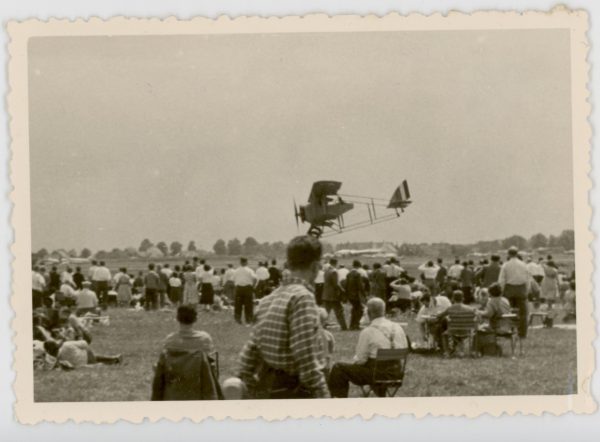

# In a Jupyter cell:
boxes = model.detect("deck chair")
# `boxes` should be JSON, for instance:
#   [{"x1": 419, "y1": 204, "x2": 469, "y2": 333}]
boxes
[
  {"x1": 359, "y1": 348, "x2": 409, "y2": 398},
  {"x1": 443, "y1": 310, "x2": 478, "y2": 357}
]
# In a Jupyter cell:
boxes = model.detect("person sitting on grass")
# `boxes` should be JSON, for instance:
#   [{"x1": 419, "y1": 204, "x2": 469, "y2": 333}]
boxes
[
  {"x1": 151, "y1": 305, "x2": 221, "y2": 401},
  {"x1": 328, "y1": 297, "x2": 408, "y2": 398},
  {"x1": 163, "y1": 304, "x2": 215, "y2": 355}
]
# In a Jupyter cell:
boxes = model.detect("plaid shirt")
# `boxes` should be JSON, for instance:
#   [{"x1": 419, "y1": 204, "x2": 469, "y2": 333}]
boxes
[{"x1": 239, "y1": 277, "x2": 329, "y2": 398}]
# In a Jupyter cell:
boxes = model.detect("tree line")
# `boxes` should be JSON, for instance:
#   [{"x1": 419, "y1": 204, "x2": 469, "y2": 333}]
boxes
[{"x1": 33, "y1": 229, "x2": 575, "y2": 262}]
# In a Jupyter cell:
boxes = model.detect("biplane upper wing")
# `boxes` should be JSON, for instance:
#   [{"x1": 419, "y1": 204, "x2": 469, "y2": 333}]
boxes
[
  {"x1": 308, "y1": 180, "x2": 342, "y2": 203},
  {"x1": 387, "y1": 179, "x2": 412, "y2": 209}
]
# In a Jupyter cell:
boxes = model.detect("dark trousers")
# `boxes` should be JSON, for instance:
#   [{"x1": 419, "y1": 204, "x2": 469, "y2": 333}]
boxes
[
  {"x1": 253, "y1": 365, "x2": 312, "y2": 399},
  {"x1": 32, "y1": 290, "x2": 43, "y2": 309},
  {"x1": 145, "y1": 288, "x2": 158, "y2": 310},
  {"x1": 504, "y1": 284, "x2": 528, "y2": 338},
  {"x1": 315, "y1": 284, "x2": 324, "y2": 306},
  {"x1": 324, "y1": 300, "x2": 347, "y2": 330},
  {"x1": 234, "y1": 286, "x2": 254, "y2": 324},
  {"x1": 329, "y1": 360, "x2": 375, "y2": 398},
  {"x1": 461, "y1": 285, "x2": 474, "y2": 304},
  {"x1": 96, "y1": 281, "x2": 109, "y2": 308},
  {"x1": 348, "y1": 298, "x2": 363, "y2": 330}
]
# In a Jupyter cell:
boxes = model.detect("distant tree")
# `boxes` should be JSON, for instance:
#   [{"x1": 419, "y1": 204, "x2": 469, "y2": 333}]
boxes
[
  {"x1": 501, "y1": 235, "x2": 528, "y2": 250},
  {"x1": 139, "y1": 238, "x2": 153, "y2": 253},
  {"x1": 66, "y1": 249, "x2": 77, "y2": 258},
  {"x1": 156, "y1": 241, "x2": 169, "y2": 256},
  {"x1": 124, "y1": 246, "x2": 138, "y2": 257},
  {"x1": 547, "y1": 235, "x2": 559, "y2": 248},
  {"x1": 187, "y1": 241, "x2": 197, "y2": 252},
  {"x1": 79, "y1": 248, "x2": 92, "y2": 259},
  {"x1": 321, "y1": 241, "x2": 335, "y2": 255},
  {"x1": 108, "y1": 248, "x2": 128, "y2": 259},
  {"x1": 213, "y1": 239, "x2": 227, "y2": 256},
  {"x1": 227, "y1": 238, "x2": 242, "y2": 256},
  {"x1": 270, "y1": 241, "x2": 287, "y2": 256},
  {"x1": 529, "y1": 233, "x2": 548, "y2": 249},
  {"x1": 243, "y1": 237, "x2": 260, "y2": 256},
  {"x1": 170, "y1": 241, "x2": 183, "y2": 256},
  {"x1": 557, "y1": 229, "x2": 575, "y2": 251},
  {"x1": 449, "y1": 244, "x2": 470, "y2": 258},
  {"x1": 36, "y1": 248, "x2": 49, "y2": 259},
  {"x1": 95, "y1": 250, "x2": 109, "y2": 260}
]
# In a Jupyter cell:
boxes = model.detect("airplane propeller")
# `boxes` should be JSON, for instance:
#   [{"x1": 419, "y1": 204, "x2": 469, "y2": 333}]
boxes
[{"x1": 293, "y1": 198, "x2": 300, "y2": 230}]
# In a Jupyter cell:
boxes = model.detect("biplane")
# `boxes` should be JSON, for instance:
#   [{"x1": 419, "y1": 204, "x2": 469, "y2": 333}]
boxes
[{"x1": 293, "y1": 180, "x2": 412, "y2": 238}]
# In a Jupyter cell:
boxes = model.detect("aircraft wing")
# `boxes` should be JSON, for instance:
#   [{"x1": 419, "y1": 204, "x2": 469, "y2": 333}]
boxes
[{"x1": 308, "y1": 180, "x2": 342, "y2": 203}]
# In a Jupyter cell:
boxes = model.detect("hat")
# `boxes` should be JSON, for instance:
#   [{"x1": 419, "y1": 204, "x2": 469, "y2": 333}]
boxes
[
  {"x1": 82, "y1": 281, "x2": 92, "y2": 287},
  {"x1": 508, "y1": 246, "x2": 519, "y2": 252}
]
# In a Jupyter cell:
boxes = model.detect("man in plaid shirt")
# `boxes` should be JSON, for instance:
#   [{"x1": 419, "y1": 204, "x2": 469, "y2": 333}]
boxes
[{"x1": 238, "y1": 235, "x2": 330, "y2": 399}]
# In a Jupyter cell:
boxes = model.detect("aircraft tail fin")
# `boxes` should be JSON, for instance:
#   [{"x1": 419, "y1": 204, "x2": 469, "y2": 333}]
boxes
[{"x1": 387, "y1": 180, "x2": 412, "y2": 209}]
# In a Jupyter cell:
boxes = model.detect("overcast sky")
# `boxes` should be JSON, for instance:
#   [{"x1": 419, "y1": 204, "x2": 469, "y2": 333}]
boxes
[{"x1": 29, "y1": 30, "x2": 573, "y2": 252}]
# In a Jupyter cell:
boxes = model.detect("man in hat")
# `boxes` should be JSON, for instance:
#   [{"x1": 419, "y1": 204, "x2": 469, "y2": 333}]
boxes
[{"x1": 498, "y1": 246, "x2": 530, "y2": 346}]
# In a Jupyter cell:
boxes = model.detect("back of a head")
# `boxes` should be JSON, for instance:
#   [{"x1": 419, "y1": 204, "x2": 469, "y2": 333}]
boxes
[
  {"x1": 366, "y1": 297, "x2": 386, "y2": 319},
  {"x1": 271, "y1": 259, "x2": 277, "y2": 266},
  {"x1": 427, "y1": 260, "x2": 434, "y2": 267},
  {"x1": 329, "y1": 258, "x2": 337, "y2": 266},
  {"x1": 287, "y1": 235, "x2": 322, "y2": 271},
  {"x1": 373, "y1": 262, "x2": 381, "y2": 270},
  {"x1": 203, "y1": 264, "x2": 210, "y2": 272},
  {"x1": 177, "y1": 305, "x2": 197, "y2": 325},
  {"x1": 437, "y1": 258, "x2": 443, "y2": 264},
  {"x1": 491, "y1": 255, "x2": 500, "y2": 263},
  {"x1": 240, "y1": 257, "x2": 248, "y2": 266},
  {"x1": 488, "y1": 282, "x2": 502, "y2": 298},
  {"x1": 420, "y1": 294, "x2": 431, "y2": 307},
  {"x1": 452, "y1": 290, "x2": 464, "y2": 304},
  {"x1": 148, "y1": 263, "x2": 155, "y2": 271},
  {"x1": 352, "y1": 260, "x2": 361, "y2": 269}
]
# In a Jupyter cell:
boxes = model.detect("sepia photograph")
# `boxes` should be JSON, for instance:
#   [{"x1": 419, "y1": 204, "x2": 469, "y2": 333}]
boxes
[{"x1": 8, "y1": 9, "x2": 594, "y2": 422}]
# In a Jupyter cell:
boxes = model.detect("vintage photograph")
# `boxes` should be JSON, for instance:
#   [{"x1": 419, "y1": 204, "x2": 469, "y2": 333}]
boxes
[{"x1": 9, "y1": 10, "x2": 594, "y2": 422}]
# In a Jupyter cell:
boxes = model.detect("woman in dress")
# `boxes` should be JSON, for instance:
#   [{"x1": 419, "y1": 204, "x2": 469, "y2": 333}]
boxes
[
  {"x1": 199, "y1": 265, "x2": 215, "y2": 311},
  {"x1": 541, "y1": 260, "x2": 559, "y2": 308},
  {"x1": 115, "y1": 267, "x2": 132, "y2": 307},
  {"x1": 182, "y1": 265, "x2": 198, "y2": 305}
]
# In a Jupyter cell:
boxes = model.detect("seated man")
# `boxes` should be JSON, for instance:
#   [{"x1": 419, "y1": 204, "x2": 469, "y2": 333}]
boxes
[
  {"x1": 152, "y1": 305, "x2": 220, "y2": 401},
  {"x1": 437, "y1": 290, "x2": 477, "y2": 357},
  {"x1": 328, "y1": 298, "x2": 408, "y2": 398}
]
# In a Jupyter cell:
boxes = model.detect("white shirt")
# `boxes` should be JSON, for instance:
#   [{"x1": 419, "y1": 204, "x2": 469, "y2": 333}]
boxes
[
  {"x1": 357, "y1": 268, "x2": 368, "y2": 279},
  {"x1": 88, "y1": 265, "x2": 97, "y2": 280},
  {"x1": 434, "y1": 295, "x2": 452, "y2": 310},
  {"x1": 418, "y1": 263, "x2": 440, "y2": 279},
  {"x1": 448, "y1": 264, "x2": 464, "y2": 279},
  {"x1": 315, "y1": 270, "x2": 325, "y2": 284},
  {"x1": 168, "y1": 276, "x2": 182, "y2": 288},
  {"x1": 161, "y1": 268, "x2": 173, "y2": 278},
  {"x1": 195, "y1": 266, "x2": 214, "y2": 281},
  {"x1": 76, "y1": 289, "x2": 98, "y2": 309},
  {"x1": 526, "y1": 262, "x2": 545, "y2": 277},
  {"x1": 256, "y1": 267, "x2": 270, "y2": 281},
  {"x1": 390, "y1": 264, "x2": 404, "y2": 278},
  {"x1": 233, "y1": 266, "x2": 256, "y2": 287},
  {"x1": 337, "y1": 267, "x2": 349, "y2": 282},
  {"x1": 92, "y1": 266, "x2": 111, "y2": 282},
  {"x1": 499, "y1": 258, "x2": 530, "y2": 287},
  {"x1": 224, "y1": 268, "x2": 235, "y2": 283},
  {"x1": 60, "y1": 271, "x2": 74, "y2": 285},
  {"x1": 353, "y1": 317, "x2": 408, "y2": 364},
  {"x1": 60, "y1": 283, "x2": 76, "y2": 298},
  {"x1": 32, "y1": 272, "x2": 46, "y2": 292}
]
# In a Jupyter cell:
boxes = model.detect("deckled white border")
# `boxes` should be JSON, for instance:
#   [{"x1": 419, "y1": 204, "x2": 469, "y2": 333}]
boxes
[{"x1": 7, "y1": 7, "x2": 594, "y2": 423}]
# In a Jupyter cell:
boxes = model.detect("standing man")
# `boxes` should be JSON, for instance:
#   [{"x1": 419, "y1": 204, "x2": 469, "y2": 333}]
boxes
[
  {"x1": 345, "y1": 260, "x2": 367, "y2": 330},
  {"x1": 255, "y1": 262, "x2": 270, "y2": 299},
  {"x1": 144, "y1": 263, "x2": 160, "y2": 311},
  {"x1": 526, "y1": 257, "x2": 545, "y2": 285},
  {"x1": 418, "y1": 260, "x2": 440, "y2": 295},
  {"x1": 233, "y1": 257, "x2": 257, "y2": 325},
  {"x1": 498, "y1": 246, "x2": 530, "y2": 347},
  {"x1": 223, "y1": 264, "x2": 236, "y2": 303},
  {"x1": 448, "y1": 259, "x2": 464, "y2": 281},
  {"x1": 435, "y1": 258, "x2": 447, "y2": 293},
  {"x1": 239, "y1": 235, "x2": 330, "y2": 399},
  {"x1": 369, "y1": 263, "x2": 387, "y2": 301},
  {"x1": 72, "y1": 267, "x2": 84, "y2": 290},
  {"x1": 322, "y1": 259, "x2": 348, "y2": 331},
  {"x1": 479, "y1": 254, "x2": 502, "y2": 288},
  {"x1": 459, "y1": 261, "x2": 475, "y2": 304},
  {"x1": 92, "y1": 261, "x2": 112, "y2": 309}
]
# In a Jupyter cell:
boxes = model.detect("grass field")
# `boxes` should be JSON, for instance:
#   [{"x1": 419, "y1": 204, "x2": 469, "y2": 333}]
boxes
[{"x1": 34, "y1": 306, "x2": 577, "y2": 402}]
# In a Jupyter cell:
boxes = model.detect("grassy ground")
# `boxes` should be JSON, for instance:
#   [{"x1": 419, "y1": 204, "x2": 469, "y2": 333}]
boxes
[{"x1": 34, "y1": 307, "x2": 577, "y2": 402}]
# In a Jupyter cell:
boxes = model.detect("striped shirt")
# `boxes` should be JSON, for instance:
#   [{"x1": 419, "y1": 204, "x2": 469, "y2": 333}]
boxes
[{"x1": 238, "y1": 277, "x2": 329, "y2": 398}]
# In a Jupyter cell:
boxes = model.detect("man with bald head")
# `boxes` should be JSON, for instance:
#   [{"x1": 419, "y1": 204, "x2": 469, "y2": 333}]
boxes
[{"x1": 328, "y1": 297, "x2": 408, "y2": 398}]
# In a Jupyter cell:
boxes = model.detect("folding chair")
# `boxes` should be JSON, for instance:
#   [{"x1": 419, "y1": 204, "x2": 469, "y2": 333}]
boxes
[
  {"x1": 494, "y1": 314, "x2": 519, "y2": 358},
  {"x1": 360, "y1": 348, "x2": 409, "y2": 398},
  {"x1": 443, "y1": 310, "x2": 477, "y2": 357}
]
